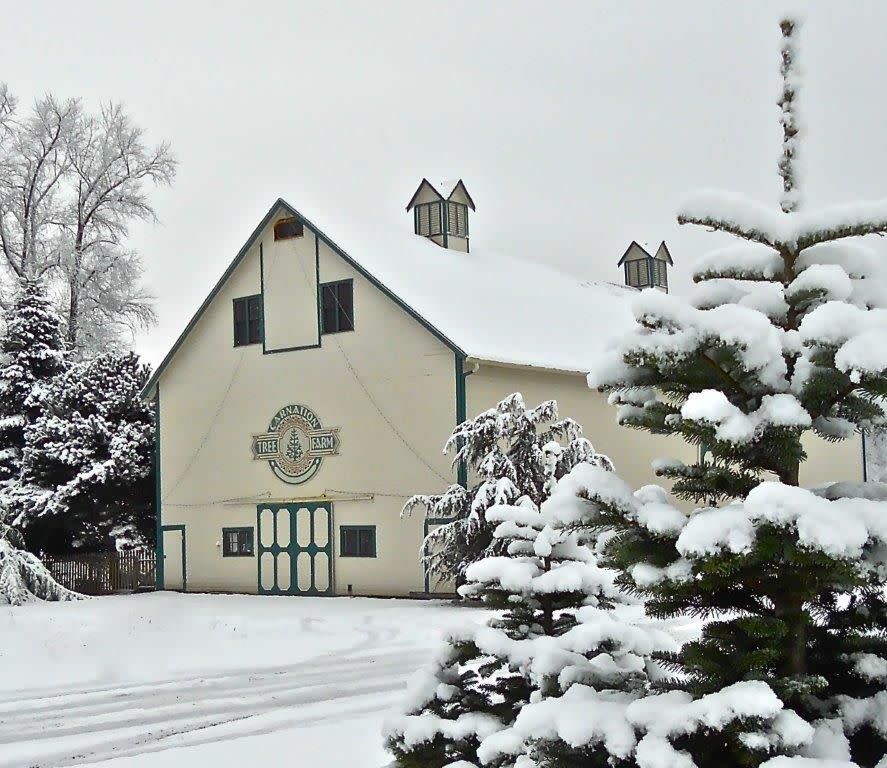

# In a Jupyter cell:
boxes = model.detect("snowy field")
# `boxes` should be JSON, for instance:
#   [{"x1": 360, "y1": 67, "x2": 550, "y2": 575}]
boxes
[{"x1": 0, "y1": 593, "x2": 479, "y2": 768}]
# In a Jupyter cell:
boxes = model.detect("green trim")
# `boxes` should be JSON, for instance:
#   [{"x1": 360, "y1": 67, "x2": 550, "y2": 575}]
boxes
[
  {"x1": 222, "y1": 526, "x2": 255, "y2": 557},
  {"x1": 141, "y1": 198, "x2": 464, "y2": 399},
  {"x1": 339, "y1": 525, "x2": 377, "y2": 558},
  {"x1": 442, "y1": 201, "x2": 448, "y2": 248},
  {"x1": 160, "y1": 524, "x2": 186, "y2": 592},
  {"x1": 262, "y1": 228, "x2": 324, "y2": 354},
  {"x1": 154, "y1": 389, "x2": 163, "y2": 589},
  {"x1": 455, "y1": 352, "x2": 468, "y2": 488}
]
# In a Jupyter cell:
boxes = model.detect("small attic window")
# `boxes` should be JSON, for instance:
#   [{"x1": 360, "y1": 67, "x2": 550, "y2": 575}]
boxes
[{"x1": 274, "y1": 217, "x2": 303, "y2": 241}]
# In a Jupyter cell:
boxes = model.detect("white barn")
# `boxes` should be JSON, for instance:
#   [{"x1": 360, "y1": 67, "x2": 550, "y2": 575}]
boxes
[{"x1": 143, "y1": 180, "x2": 864, "y2": 596}]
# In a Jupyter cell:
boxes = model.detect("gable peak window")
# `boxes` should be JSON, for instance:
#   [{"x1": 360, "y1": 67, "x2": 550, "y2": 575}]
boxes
[
  {"x1": 274, "y1": 216, "x2": 304, "y2": 241},
  {"x1": 321, "y1": 279, "x2": 354, "y2": 334},
  {"x1": 233, "y1": 294, "x2": 263, "y2": 346}
]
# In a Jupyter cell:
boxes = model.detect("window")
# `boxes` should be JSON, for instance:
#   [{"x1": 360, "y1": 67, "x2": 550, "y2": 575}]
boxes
[
  {"x1": 321, "y1": 279, "x2": 354, "y2": 334},
  {"x1": 414, "y1": 202, "x2": 443, "y2": 236},
  {"x1": 446, "y1": 202, "x2": 468, "y2": 237},
  {"x1": 274, "y1": 217, "x2": 304, "y2": 241},
  {"x1": 652, "y1": 259, "x2": 668, "y2": 289},
  {"x1": 340, "y1": 526, "x2": 376, "y2": 557},
  {"x1": 625, "y1": 259, "x2": 651, "y2": 289},
  {"x1": 222, "y1": 527, "x2": 254, "y2": 557},
  {"x1": 233, "y1": 295, "x2": 263, "y2": 346}
]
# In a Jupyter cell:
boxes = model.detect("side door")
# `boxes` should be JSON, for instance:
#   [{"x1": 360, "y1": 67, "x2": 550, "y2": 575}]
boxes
[{"x1": 161, "y1": 525, "x2": 186, "y2": 591}]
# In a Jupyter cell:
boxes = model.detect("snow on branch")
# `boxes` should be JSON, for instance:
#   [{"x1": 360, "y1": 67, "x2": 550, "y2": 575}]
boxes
[
  {"x1": 0, "y1": 526, "x2": 83, "y2": 606},
  {"x1": 778, "y1": 17, "x2": 802, "y2": 213},
  {"x1": 679, "y1": 190, "x2": 887, "y2": 251}
]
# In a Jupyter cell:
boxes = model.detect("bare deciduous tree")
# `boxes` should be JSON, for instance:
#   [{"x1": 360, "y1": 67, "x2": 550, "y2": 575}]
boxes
[{"x1": 0, "y1": 85, "x2": 176, "y2": 353}]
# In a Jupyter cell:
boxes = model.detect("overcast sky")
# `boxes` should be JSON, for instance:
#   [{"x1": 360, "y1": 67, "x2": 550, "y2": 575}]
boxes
[{"x1": 4, "y1": 1, "x2": 886, "y2": 366}]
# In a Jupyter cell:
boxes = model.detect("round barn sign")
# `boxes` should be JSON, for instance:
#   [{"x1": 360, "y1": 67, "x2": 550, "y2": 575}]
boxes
[{"x1": 251, "y1": 404, "x2": 340, "y2": 484}]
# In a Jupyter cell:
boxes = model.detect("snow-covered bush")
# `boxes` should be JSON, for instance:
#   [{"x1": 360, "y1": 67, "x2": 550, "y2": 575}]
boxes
[
  {"x1": 6, "y1": 352, "x2": 154, "y2": 554},
  {"x1": 585, "y1": 18, "x2": 887, "y2": 766},
  {"x1": 0, "y1": 523, "x2": 81, "y2": 606},
  {"x1": 403, "y1": 393, "x2": 612, "y2": 586}
]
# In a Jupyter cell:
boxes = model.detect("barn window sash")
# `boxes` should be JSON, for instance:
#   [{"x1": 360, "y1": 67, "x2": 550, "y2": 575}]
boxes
[
  {"x1": 233, "y1": 295, "x2": 263, "y2": 346},
  {"x1": 320, "y1": 279, "x2": 354, "y2": 334},
  {"x1": 222, "y1": 527, "x2": 254, "y2": 557},
  {"x1": 340, "y1": 526, "x2": 376, "y2": 557}
]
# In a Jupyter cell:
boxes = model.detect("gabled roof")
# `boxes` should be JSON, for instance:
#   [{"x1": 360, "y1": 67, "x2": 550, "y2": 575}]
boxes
[
  {"x1": 143, "y1": 193, "x2": 637, "y2": 399},
  {"x1": 405, "y1": 178, "x2": 476, "y2": 211},
  {"x1": 617, "y1": 239, "x2": 673, "y2": 266},
  {"x1": 617, "y1": 240, "x2": 652, "y2": 266},
  {"x1": 655, "y1": 241, "x2": 674, "y2": 265}
]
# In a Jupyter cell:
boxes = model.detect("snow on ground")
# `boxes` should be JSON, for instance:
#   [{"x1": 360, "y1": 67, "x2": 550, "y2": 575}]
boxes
[{"x1": 0, "y1": 592, "x2": 482, "y2": 768}]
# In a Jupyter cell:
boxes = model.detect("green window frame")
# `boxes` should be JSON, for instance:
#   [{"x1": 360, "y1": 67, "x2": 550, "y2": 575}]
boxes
[
  {"x1": 340, "y1": 525, "x2": 376, "y2": 558},
  {"x1": 233, "y1": 294, "x2": 263, "y2": 346},
  {"x1": 222, "y1": 527, "x2": 254, "y2": 557},
  {"x1": 321, "y1": 279, "x2": 354, "y2": 334}
]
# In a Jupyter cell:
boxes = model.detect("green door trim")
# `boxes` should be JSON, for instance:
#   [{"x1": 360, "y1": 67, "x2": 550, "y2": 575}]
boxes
[
  {"x1": 256, "y1": 502, "x2": 333, "y2": 595},
  {"x1": 160, "y1": 524, "x2": 186, "y2": 592}
]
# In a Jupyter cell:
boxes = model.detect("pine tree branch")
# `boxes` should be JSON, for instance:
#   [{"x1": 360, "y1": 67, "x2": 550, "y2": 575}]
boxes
[{"x1": 677, "y1": 212, "x2": 776, "y2": 248}]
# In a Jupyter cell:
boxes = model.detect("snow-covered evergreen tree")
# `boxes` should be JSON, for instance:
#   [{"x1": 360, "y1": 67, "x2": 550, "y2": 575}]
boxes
[
  {"x1": 386, "y1": 400, "x2": 679, "y2": 768},
  {"x1": 403, "y1": 393, "x2": 613, "y2": 586},
  {"x1": 0, "y1": 280, "x2": 67, "y2": 494},
  {"x1": 586, "y1": 17, "x2": 887, "y2": 766},
  {"x1": 8, "y1": 352, "x2": 154, "y2": 554},
  {"x1": 0, "y1": 522, "x2": 81, "y2": 605}
]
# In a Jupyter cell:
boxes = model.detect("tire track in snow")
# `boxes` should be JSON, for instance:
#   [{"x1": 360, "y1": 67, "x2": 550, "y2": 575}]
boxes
[{"x1": 0, "y1": 611, "x2": 430, "y2": 767}]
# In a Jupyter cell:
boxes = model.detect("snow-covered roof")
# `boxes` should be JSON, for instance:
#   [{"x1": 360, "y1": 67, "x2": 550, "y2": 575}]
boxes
[{"x1": 143, "y1": 195, "x2": 637, "y2": 397}]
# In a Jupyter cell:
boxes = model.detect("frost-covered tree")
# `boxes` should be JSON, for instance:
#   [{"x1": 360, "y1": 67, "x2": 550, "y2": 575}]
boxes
[
  {"x1": 0, "y1": 280, "x2": 66, "y2": 493},
  {"x1": 0, "y1": 87, "x2": 78, "y2": 286},
  {"x1": 386, "y1": 456, "x2": 667, "y2": 768},
  {"x1": 587, "y1": 18, "x2": 887, "y2": 766},
  {"x1": 0, "y1": 522, "x2": 81, "y2": 605},
  {"x1": 60, "y1": 103, "x2": 174, "y2": 351},
  {"x1": 0, "y1": 83, "x2": 175, "y2": 352},
  {"x1": 403, "y1": 393, "x2": 613, "y2": 586},
  {"x1": 9, "y1": 352, "x2": 154, "y2": 554}
]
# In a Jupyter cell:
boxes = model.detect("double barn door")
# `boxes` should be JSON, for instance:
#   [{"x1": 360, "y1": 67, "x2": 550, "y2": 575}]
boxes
[{"x1": 257, "y1": 503, "x2": 333, "y2": 595}]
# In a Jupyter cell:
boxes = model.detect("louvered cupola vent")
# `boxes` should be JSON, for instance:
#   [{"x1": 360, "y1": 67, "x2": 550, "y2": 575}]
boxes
[
  {"x1": 405, "y1": 178, "x2": 476, "y2": 253},
  {"x1": 618, "y1": 240, "x2": 673, "y2": 292}
]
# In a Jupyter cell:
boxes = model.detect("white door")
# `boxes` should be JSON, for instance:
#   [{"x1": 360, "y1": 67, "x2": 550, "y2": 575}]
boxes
[{"x1": 162, "y1": 527, "x2": 185, "y2": 591}]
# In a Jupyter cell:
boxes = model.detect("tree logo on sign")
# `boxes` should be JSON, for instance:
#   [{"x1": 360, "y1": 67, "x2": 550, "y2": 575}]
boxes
[{"x1": 251, "y1": 405, "x2": 340, "y2": 485}]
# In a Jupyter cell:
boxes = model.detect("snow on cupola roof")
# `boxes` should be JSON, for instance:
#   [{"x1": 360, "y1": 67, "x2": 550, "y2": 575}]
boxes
[{"x1": 405, "y1": 178, "x2": 476, "y2": 211}]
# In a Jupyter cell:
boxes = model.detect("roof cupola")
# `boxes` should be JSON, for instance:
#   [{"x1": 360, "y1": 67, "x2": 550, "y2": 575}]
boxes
[
  {"x1": 405, "y1": 178, "x2": 475, "y2": 252},
  {"x1": 618, "y1": 240, "x2": 673, "y2": 292}
]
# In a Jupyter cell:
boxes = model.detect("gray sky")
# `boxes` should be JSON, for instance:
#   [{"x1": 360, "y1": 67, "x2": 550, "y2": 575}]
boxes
[{"x1": 4, "y1": 1, "x2": 886, "y2": 366}]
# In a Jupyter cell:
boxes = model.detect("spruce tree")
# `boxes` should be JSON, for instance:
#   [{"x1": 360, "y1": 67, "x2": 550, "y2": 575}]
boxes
[
  {"x1": 584, "y1": 17, "x2": 887, "y2": 766},
  {"x1": 0, "y1": 280, "x2": 67, "y2": 495},
  {"x1": 387, "y1": 397, "x2": 673, "y2": 768},
  {"x1": 9, "y1": 352, "x2": 154, "y2": 554},
  {"x1": 403, "y1": 393, "x2": 613, "y2": 586}
]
